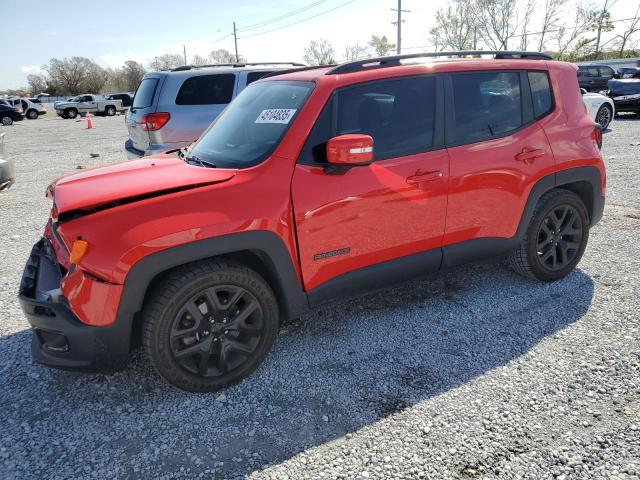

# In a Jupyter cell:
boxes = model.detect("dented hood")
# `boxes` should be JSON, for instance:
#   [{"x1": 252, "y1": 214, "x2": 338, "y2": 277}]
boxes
[{"x1": 49, "y1": 155, "x2": 236, "y2": 214}]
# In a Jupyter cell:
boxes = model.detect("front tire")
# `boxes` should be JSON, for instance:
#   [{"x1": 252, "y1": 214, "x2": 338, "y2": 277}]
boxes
[
  {"x1": 65, "y1": 108, "x2": 77, "y2": 119},
  {"x1": 1, "y1": 116, "x2": 13, "y2": 126},
  {"x1": 142, "y1": 260, "x2": 279, "y2": 392},
  {"x1": 509, "y1": 189, "x2": 589, "y2": 282},
  {"x1": 595, "y1": 104, "x2": 613, "y2": 129},
  {"x1": 26, "y1": 109, "x2": 38, "y2": 119}
]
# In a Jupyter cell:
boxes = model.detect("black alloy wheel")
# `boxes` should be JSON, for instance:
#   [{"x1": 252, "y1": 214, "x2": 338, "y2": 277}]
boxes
[
  {"x1": 509, "y1": 189, "x2": 589, "y2": 282},
  {"x1": 536, "y1": 205, "x2": 583, "y2": 271},
  {"x1": 170, "y1": 285, "x2": 265, "y2": 377},
  {"x1": 142, "y1": 260, "x2": 279, "y2": 392}
]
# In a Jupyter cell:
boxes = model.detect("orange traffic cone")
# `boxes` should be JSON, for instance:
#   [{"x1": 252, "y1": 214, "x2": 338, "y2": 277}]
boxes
[{"x1": 86, "y1": 112, "x2": 93, "y2": 129}]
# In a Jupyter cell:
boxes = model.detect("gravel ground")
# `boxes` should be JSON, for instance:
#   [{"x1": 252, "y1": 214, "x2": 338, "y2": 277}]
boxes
[{"x1": 0, "y1": 113, "x2": 639, "y2": 479}]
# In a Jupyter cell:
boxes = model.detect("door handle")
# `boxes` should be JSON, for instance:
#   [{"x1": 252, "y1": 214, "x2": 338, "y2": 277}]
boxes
[
  {"x1": 406, "y1": 170, "x2": 444, "y2": 184},
  {"x1": 515, "y1": 148, "x2": 545, "y2": 164}
]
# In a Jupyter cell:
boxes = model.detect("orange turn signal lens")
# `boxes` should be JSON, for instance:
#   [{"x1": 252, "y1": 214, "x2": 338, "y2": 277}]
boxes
[{"x1": 69, "y1": 239, "x2": 89, "y2": 264}]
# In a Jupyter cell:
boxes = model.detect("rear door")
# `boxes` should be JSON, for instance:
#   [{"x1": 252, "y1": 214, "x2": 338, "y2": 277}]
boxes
[
  {"x1": 126, "y1": 75, "x2": 163, "y2": 152},
  {"x1": 292, "y1": 75, "x2": 449, "y2": 293},
  {"x1": 443, "y1": 70, "x2": 555, "y2": 254}
]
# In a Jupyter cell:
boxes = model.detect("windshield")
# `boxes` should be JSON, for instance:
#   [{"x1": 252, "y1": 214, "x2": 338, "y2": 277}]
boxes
[
  {"x1": 188, "y1": 80, "x2": 313, "y2": 168},
  {"x1": 69, "y1": 96, "x2": 82, "y2": 102}
]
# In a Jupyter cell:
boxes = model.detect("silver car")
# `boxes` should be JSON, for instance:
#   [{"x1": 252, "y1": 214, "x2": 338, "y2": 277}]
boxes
[
  {"x1": 0, "y1": 133, "x2": 15, "y2": 191},
  {"x1": 124, "y1": 62, "x2": 303, "y2": 158},
  {"x1": 19, "y1": 98, "x2": 47, "y2": 119}
]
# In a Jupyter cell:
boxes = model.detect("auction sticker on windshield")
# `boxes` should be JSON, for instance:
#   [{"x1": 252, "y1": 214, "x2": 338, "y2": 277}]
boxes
[{"x1": 255, "y1": 109, "x2": 297, "y2": 124}]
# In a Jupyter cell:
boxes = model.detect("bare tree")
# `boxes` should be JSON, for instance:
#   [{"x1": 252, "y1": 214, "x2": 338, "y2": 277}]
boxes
[
  {"x1": 537, "y1": 0, "x2": 567, "y2": 51},
  {"x1": 344, "y1": 43, "x2": 369, "y2": 61},
  {"x1": 518, "y1": 0, "x2": 537, "y2": 50},
  {"x1": 615, "y1": 3, "x2": 640, "y2": 56},
  {"x1": 593, "y1": 0, "x2": 616, "y2": 59},
  {"x1": 27, "y1": 74, "x2": 47, "y2": 95},
  {"x1": 553, "y1": 5, "x2": 598, "y2": 60},
  {"x1": 474, "y1": 0, "x2": 520, "y2": 50},
  {"x1": 191, "y1": 54, "x2": 209, "y2": 65},
  {"x1": 303, "y1": 39, "x2": 336, "y2": 65},
  {"x1": 149, "y1": 54, "x2": 184, "y2": 71},
  {"x1": 209, "y1": 49, "x2": 244, "y2": 63},
  {"x1": 432, "y1": 0, "x2": 476, "y2": 50},
  {"x1": 121, "y1": 61, "x2": 146, "y2": 90},
  {"x1": 45, "y1": 57, "x2": 107, "y2": 94},
  {"x1": 369, "y1": 35, "x2": 396, "y2": 56}
]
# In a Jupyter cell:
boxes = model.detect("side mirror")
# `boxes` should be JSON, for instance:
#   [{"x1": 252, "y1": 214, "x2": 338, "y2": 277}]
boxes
[
  {"x1": 325, "y1": 134, "x2": 373, "y2": 173},
  {"x1": 580, "y1": 88, "x2": 587, "y2": 95}
]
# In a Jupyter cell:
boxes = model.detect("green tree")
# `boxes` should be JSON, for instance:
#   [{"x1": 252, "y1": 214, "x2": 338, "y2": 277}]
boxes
[{"x1": 369, "y1": 35, "x2": 396, "y2": 56}]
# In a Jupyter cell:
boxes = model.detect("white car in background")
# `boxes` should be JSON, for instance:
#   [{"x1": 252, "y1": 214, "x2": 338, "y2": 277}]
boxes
[{"x1": 581, "y1": 88, "x2": 615, "y2": 129}]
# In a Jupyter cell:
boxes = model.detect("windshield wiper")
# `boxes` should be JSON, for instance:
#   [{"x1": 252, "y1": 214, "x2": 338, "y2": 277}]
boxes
[{"x1": 185, "y1": 154, "x2": 216, "y2": 168}]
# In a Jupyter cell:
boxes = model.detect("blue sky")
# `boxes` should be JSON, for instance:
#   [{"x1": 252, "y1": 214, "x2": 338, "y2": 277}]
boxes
[{"x1": 0, "y1": 0, "x2": 637, "y2": 89}]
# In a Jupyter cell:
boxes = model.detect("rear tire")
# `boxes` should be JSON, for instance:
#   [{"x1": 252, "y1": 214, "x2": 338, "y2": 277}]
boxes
[
  {"x1": 142, "y1": 259, "x2": 279, "y2": 392},
  {"x1": 508, "y1": 189, "x2": 589, "y2": 282},
  {"x1": 105, "y1": 106, "x2": 116, "y2": 116},
  {"x1": 1, "y1": 116, "x2": 13, "y2": 126}
]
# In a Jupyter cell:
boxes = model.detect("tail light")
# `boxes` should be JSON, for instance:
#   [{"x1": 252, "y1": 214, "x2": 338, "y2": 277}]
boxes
[
  {"x1": 593, "y1": 124, "x2": 603, "y2": 150},
  {"x1": 141, "y1": 112, "x2": 170, "y2": 131}
]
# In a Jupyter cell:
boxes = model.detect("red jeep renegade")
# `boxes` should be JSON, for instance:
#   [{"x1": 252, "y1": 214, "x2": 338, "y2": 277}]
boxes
[{"x1": 19, "y1": 51, "x2": 606, "y2": 391}]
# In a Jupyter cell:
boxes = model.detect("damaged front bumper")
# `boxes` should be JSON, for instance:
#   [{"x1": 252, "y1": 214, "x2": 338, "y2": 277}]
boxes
[{"x1": 18, "y1": 238, "x2": 130, "y2": 371}]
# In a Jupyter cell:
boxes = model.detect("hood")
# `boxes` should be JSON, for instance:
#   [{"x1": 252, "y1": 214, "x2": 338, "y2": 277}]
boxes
[
  {"x1": 608, "y1": 79, "x2": 640, "y2": 95},
  {"x1": 49, "y1": 155, "x2": 235, "y2": 215}
]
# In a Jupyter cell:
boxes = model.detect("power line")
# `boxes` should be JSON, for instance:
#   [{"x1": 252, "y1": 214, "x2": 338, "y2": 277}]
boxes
[
  {"x1": 212, "y1": 32, "x2": 233, "y2": 43},
  {"x1": 237, "y1": 0, "x2": 356, "y2": 40},
  {"x1": 237, "y1": 0, "x2": 330, "y2": 32}
]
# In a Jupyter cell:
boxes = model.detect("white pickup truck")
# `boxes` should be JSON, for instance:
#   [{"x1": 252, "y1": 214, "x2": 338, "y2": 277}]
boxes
[{"x1": 55, "y1": 94, "x2": 125, "y2": 119}]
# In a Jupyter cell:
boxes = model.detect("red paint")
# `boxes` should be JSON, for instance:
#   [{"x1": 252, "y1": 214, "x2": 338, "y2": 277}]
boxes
[
  {"x1": 326, "y1": 134, "x2": 374, "y2": 164},
  {"x1": 61, "y1": 268, "x2": 123, "y2": 326},
  {"x1": 40, "y1": 58, "x2": 604, "y2": 326}
]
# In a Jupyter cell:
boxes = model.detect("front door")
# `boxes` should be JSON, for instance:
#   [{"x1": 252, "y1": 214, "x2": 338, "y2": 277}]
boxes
[{"x1": 291, "y1": 75, "x2": 449, "y2": 293}]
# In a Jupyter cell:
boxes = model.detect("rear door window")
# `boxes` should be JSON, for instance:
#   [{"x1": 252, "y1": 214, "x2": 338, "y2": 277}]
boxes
[
  {"x1": 175, "y1": 74, "x2": 235, "y2": 105},
  {"x1": 132, "y1": 78, "x2": 159, "y2": 109},
  {"x1": 528, "y1": 71, "x2": 553, "y2": 118},
  {"x1": 449, "y1": 71, "x2": 522, "y2": 144}
]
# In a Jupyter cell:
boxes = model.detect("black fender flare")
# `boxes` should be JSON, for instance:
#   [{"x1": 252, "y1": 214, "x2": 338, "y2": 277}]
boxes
[{"x1": 113, "y1": 230, "x2": 309, "y2": 350}]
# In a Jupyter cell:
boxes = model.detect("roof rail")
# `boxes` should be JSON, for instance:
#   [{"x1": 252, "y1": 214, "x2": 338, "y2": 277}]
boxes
[
  {"x1": 327, "y1": 50, "x2": 554, "y2": 75},
  {"x1": 170, "y1": 61, "x2": 306, "y2": 72},
  {"x1": 261, "y1": 64, "x2": 336, "y2": 79}
]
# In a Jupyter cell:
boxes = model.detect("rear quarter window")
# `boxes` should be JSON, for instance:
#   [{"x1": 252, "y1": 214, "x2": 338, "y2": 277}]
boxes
[
  {"x1": 246, "y1": 71, "x2": 273, "y2": 85},
  {"x1": 528, "y1": 71, "x2": 553, "y2": 118},
  {"x1": 132, "y1": 78, "x2": 159, "y2": 109},
  {"x1": 175, "y1": 74, "x2": 235, "y2": 105}
]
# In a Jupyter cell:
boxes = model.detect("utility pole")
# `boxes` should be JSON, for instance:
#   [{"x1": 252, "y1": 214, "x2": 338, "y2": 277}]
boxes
[
  {"x1": 473, "y1": 26, "x2": 477, "y2": 50},
  {"x1": 391, "y1": 0, "x2": 410, "y2": 54},
  {"x1": 233, "y1": 21, "x2": 239, "y2": 63},
  {"x1": 183, "y1": 45, "x2": 187, "y2": 66}
]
